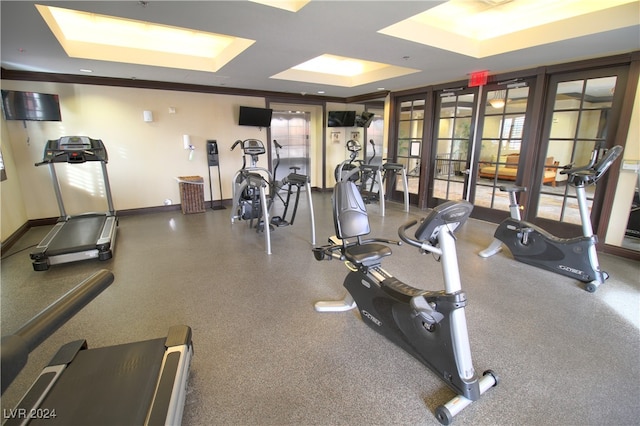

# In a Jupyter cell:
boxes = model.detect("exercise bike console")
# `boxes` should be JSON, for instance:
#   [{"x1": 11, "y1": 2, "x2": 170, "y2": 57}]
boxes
[{"x1": 411, "y1": 201, "x2": 473, "y2": 245}]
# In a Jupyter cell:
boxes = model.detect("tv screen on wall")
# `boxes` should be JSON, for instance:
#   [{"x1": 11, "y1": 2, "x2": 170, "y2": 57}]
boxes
[
  {"x1": 327, "y1": 111, "x2": 356, "y2": 127},
  {"x1": 356, "y1": 111, "x2": 375, "y2": 128},
  {"x1": 1, "y1": 90, "x2": 62, "y2": 121},
  {"x1": 239, "y1": 106, "x2": 273, "y2": 127}
]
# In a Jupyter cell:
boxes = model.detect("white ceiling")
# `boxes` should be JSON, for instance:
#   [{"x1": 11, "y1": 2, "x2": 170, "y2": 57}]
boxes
[{"x1": 1, "y1": 1, "x2": 639, "y2": 99}]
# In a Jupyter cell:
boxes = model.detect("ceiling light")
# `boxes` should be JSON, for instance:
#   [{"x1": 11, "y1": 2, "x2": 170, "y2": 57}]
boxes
[
  {"x1": 293, "y1": 55, "x2": 365, "y2": 77},
  {"x1": 249, "y1": 0, "x2": 310, "y2": 12},
  {"x1": 36, "y1": 4, "x2": 255, "y2": 72},
  {"x1": 272, "y1": 54, "x2": 419, "y2": 88},
  {"x1": 378, "y1": 0, "x2": 639, "y2": 58},
  {"x1": 489, "y1": 90, "x2": 506, "y2": 109}
]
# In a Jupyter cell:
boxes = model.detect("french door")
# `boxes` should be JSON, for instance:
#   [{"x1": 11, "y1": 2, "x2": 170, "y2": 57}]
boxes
[
  {"x1": 431, "y1": 89, "x2": 476, "y2": 205},
  {"x1": 529, "y1": 67, "x2": 627, "y2": 237},
  {"x1": 470, "y1": 80, "x2": 533, "y2": 220},
  {"x1": 395, "y1": 98, "x2": 427, "y2": 205}
]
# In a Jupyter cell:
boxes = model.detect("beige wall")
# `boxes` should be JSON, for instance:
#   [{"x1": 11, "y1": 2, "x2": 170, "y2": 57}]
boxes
[
  {"x1": 606, "y1": 74, "x2": 640, "y2": 246},
  {"x1": 1, "y1": 117, "x2": 28, "y2": 240},
  {"x1": 0, "y1": 80, "x2": 289, "y2": 240}
]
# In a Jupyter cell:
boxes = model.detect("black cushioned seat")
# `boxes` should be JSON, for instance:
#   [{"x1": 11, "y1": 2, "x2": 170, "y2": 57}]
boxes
[{"x1": 345, "y1": 243, "x2": 391, "y2": 267}]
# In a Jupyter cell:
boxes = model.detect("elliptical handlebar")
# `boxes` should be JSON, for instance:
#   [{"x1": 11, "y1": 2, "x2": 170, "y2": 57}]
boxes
[{"x1": 367, "y1": 139, "x2": 376, "y2": 165}]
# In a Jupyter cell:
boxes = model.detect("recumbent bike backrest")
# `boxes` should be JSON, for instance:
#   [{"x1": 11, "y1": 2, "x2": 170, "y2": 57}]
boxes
[{"x1": 333, "y1": 181, "x2": 371, "y2": 240}]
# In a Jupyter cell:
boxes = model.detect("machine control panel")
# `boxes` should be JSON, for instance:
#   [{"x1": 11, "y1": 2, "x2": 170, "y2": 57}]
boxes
[
  {"x1": 242, "y1": 139, "x2": 266, "y2": 156},
  {"x1": 41, "y1": 136, "x2": 108, "y2": 163}
]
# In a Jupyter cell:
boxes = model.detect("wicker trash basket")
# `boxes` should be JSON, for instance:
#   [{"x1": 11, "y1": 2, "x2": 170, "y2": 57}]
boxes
[{"x1": 177, "y1": 176, "x2": 205, "y2": 214}]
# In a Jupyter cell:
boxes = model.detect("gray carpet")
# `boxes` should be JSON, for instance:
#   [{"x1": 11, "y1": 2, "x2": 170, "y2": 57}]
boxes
[{"x1": 1, "y1": 192, "x2": 639, "y2": 425}]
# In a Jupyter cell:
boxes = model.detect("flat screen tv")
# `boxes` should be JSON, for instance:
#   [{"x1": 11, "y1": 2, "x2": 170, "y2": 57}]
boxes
[
  {"x1": 1, "y1": 90, "x2": 62, "y2": 121},
  {"x1": 328, "y1": 111, "x2": 356, "y2": 127},
  {"x1": 355, "y1": 111, "x2": 375, "y2": 128},
  {"x1": 239, "y1": 106, "x2": 273, "y2": 127}
]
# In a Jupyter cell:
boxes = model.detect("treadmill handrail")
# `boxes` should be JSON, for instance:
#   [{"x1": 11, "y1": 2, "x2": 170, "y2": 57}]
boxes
[{"x1": 1, "y1": 269, "x2": 114, "y2": 394}]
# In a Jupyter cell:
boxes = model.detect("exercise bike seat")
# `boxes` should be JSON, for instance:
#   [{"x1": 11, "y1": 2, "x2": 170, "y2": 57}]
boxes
[
  {"x1": 499, "y1": 185, "x2": 526, "y2": 193},
  {"x1": 343, "y1": 243, "x2": 392, "y2": 267},
  {"x1": 333, "y1": 181, "x2": 392, "y2": 267}
]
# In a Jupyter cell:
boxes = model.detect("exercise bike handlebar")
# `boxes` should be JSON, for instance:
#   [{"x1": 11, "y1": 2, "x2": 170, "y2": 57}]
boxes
[
  {"x1": 559, "y1": 141, "x2": 606, "y2": 175},
  {"x1": 398, "y1": 219, "x2": 421, "y2": 248},
  {"x1": 560, "y1": 145, "x2": 623, "y2": 182}
]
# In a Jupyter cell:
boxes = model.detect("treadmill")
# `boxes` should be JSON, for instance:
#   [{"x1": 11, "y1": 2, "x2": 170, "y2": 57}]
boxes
[
  {"x1": 30, "y1": 136, "x2": 118, "y2": 271},
  {"x1": 1, "y1": 270, "x2": 194, "y2": 426}
]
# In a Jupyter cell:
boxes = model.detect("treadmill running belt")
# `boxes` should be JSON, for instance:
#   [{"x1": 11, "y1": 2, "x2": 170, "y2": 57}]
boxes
[
  {"x1": 47, "y1": 215, "x2": 107, "y2": 256},
  {"x1": 29, "y1": 337, "x2": 166, "y2": 426}
]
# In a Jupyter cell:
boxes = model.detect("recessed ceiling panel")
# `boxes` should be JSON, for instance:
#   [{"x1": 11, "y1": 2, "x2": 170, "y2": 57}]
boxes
[
  {"x1": 378, "y1": 0, "x2": 640, "y2": 58},
  {"x1": 271, "y1": 54, "x2": 420, "y2": 87},
  {"x1": 36, "y1": 4, "x2": 255, "y2": 72}
]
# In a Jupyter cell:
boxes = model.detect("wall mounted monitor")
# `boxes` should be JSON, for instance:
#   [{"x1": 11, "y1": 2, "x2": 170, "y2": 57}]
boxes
[
  {"x1": 239, "y1": 106, "x2": 273, "y2": 127},
  {"x1": 327, "y1": 111, "x2": 356, "y2": 127},
  {"x1": 1, "y1": 90, "x2": 62, "y2": 121},
  {"x1": 355, "y1": 111, "x2": 375, "y2": 128}
]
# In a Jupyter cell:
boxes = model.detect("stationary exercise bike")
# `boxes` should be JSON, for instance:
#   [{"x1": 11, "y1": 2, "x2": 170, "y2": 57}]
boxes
[
  {"x1": 313, "y1": 181, "x2": 497, "y2": 425},
  {"x1": 479, "y1": 144, "x2": 623, "y2": 293}
]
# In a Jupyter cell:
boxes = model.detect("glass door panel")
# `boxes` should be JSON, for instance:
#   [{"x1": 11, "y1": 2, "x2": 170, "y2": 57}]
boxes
[
  {"x1": 396, "y1": 99, "x2": 425, "y2": 198},
  {"x1": 536, "y1": 75, "x2": 617, "y2": 225},
  {"x1": 475, "y1": 85, "x2": 529, "y2": 211},
  {"x1": 433, "y1": 92, "x2": 474, "y2": 202}
]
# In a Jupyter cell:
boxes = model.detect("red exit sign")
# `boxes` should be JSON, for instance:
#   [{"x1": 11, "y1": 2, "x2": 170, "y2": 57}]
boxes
[{"x1": 469, "y1": 70, "x2": 489, "y2": 87}]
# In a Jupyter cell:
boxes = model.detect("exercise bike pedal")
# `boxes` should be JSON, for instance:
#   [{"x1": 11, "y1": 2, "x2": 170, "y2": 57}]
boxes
[
  {"x1": 410, "y1": 296, "x2": 444, "y2": 328},
  {"x1": 516, "y1": 227, "x2": 534, "y2": 245}
]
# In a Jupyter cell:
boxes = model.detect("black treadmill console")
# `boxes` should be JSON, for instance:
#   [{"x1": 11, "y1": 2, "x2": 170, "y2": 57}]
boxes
[{"x1": 43, "y1": 136, "x2": 108, "y2": 163}]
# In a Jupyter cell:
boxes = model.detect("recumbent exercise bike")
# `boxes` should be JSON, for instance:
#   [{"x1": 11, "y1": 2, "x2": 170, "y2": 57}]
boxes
[
  {"x1": 313, "y1": 181, "x2": 497, "y2": 424},
  {"x1": 479, "y1": 144, "x2": 623, "y2": 293}
]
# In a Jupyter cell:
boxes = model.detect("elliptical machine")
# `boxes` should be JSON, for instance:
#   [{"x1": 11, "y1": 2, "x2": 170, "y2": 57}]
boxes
[
  {"x1": 230, "y1": 139, "x2": 316, "y2": 254},
  {"x1": 479, "y1": 144, "x2": 623, "y2": 293},
  {"x1": 313, "y1": 181, "x2": 497, "y2": 425},
  {"x1": 270, "y1": 140, "x2": 312, "y2": 227},
  {"x1": 334, "y1": 139, "x2": 367, "y2": 183},
  {"x1": 335, "y1": 139, "x2": 410, "y2": 216}
]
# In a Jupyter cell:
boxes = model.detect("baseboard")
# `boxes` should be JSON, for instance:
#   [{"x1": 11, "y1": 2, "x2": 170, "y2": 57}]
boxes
[{"x1": 0, "y1": 222, "x2": 31, "y2": 255}]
